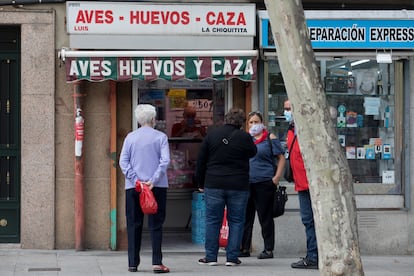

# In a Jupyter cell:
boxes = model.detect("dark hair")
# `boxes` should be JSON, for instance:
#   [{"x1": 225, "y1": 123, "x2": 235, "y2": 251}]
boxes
[
  {"x1": 224, "y1": 108, "x2": 246, "y2": 127},
  {"x1": 248, "y1": 111, "x2": 263, "y2": 122}
]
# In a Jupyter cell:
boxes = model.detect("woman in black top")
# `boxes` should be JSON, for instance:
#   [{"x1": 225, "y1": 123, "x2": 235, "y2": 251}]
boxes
[{"x1": 196, "y1": 108, "x2": 257, "y2": 266}]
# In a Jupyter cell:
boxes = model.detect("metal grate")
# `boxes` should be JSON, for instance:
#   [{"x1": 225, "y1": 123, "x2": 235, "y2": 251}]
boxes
[
  {"x1": 358, "y1": 214, "x2": 378, "y2": 229},
  {"x1": 28, "y1": 268, "x2": 61, "y2": 272}
]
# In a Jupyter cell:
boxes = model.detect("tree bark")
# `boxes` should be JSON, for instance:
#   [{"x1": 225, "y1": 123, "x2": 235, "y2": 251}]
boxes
[{"x1": 264, "y1": 1, "x2": 364, "y2": 275}]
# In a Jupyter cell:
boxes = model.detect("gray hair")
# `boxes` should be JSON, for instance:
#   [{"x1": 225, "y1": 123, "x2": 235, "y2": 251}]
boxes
[
  {"x1": 224, "y1": 108, "x2": 246, "y2": 128},
  {"x1": 135, "y1": 104, "x2": 156, "y2": 126}
]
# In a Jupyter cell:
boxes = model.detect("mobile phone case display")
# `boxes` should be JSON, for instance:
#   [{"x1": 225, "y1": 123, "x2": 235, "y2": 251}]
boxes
[{"x1": 326, "y1": 63, "x2": 395, "y2": 184}]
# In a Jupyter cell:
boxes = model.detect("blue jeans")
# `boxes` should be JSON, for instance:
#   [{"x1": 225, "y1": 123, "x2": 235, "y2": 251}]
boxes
[
  {"x1": 204, "y1": 188, "x2": 249, "y2": 262},
  {"x1": 298, "y1": 190, "x2": 318, "y2": 262}
]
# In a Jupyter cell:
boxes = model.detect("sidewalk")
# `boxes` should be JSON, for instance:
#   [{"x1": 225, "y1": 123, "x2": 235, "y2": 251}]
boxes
[{"x1": 1, "y1": 248, "x2": 414, "y2": 276}]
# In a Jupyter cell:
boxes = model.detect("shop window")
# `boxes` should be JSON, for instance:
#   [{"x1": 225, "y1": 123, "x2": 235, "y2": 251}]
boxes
[
  {"x1": 265, "y1": 59, "x2": 402, "y2": 195},
  {"x1": 133, "y1": 79, "x2": 225, "y2": 189}
]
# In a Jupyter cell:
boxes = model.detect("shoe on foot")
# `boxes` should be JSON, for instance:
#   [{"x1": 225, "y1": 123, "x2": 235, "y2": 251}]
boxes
[
  {"x1": 153, "y1": 264, "x2": 170, "y2": 274},
  {"x1": 238, "y1": 250, "x2": 250, "y2": 257},
  {"x1": 291, "y1": 257, "x2": 318, "y2": 269},
  {"x1": 257, "y1": 250, "x2": 273, "y2": 259},
  {"x1": 198, "y1": 258, "x2": 218, "y2": 266},
  {"x1": 128, "y1": 267, "x2": 138, "y2": 272},
  {"x1": 225, "y1": 259, "x2": 241, "y2": 266}
]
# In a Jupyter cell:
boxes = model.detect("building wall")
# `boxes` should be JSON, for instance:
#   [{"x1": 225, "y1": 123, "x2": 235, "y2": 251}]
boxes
[
  {"x1": 0, "y1": 8, "x2": 55, "y2": 249},
  {"x1": 0, "y1": 1, "x2": 413, "y2": 254}
]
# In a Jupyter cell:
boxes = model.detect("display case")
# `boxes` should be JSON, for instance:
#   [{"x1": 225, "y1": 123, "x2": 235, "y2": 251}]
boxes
[
  {"x1": 167, "y1": 138, "x2": 202, "y2": 189},
  {"x1": 265, "y1": 59, "x2": 402, "y2": 194}
]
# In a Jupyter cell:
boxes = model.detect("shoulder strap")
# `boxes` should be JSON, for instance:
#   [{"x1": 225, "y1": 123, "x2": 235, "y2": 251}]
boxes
[
  {"x1": 267, "y1": 133, "x2": 276, "y2": 172},
  {"x1": 222, "y1": 128, "x2": 238, "y2": 145},
  {"x1": 267, "y1": 133, "x2": 273, "y2": 154},
  {"x1": 288, "y1": 135, "x2": 297, "y2": 154}
]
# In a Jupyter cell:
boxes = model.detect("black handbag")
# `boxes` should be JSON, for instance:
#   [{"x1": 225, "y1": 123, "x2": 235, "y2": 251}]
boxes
[
  {"x1": 273, "y1": 185, "x2": 288, "y2": 217},
  {"x1": 267, "y1": 134, "x2": 288, "y2": 217},
  {"x1": 284, "y1": 135, "x2": 297, "y2": 183}
]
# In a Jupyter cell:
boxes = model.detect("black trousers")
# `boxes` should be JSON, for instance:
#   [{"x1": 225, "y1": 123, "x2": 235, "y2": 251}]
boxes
[
  {"x1": 241, "y1": 180, "x2": 275, "y2": 252},
  {"x1": 126, "y1": 187, "x2": 167, "y2": 268}
]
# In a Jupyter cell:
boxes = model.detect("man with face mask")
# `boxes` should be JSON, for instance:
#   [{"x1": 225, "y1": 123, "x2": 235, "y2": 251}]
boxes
[
  {"x1": 284, "y1": 100, "x2": 319, "y2": 270},
  {"x1": 171, "y1": 106, "x2": 206, "y2": 138}
]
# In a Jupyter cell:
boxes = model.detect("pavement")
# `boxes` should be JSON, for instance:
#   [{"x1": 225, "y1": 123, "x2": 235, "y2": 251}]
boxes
[{"x1": 1, "y1": 245, "x2": 414, "y2": 276}]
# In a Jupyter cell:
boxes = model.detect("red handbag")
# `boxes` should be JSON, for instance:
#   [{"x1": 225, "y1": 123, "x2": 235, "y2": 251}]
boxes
[
  {"x1": 219, "y1": 208, "x2": 228, "y2": 248},
  {"x1": 139, "y1": 182, "x2": 158, "y2": 215}
]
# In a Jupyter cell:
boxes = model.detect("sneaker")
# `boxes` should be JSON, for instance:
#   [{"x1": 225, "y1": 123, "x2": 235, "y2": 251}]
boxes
[
  {"x1": 291, "y1": 257, "x2": 318, "y2": 269},
  {"x1": 238, "y1": 250, "x2": 250, "y2": 257},
  {"x1": 225, "y1": 259, "x2": 241, "y2": 266},
  {"x1": 257, "y1": 250, "x2": 273, "y2": 259},
  {"x1": 198, "y1": 258, "x2": 218, "y2": 266}
]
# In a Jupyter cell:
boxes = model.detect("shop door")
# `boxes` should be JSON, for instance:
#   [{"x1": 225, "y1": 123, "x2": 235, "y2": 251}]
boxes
[{"x1": 0, "y1": 26, "x2": 21, "y2": 243}]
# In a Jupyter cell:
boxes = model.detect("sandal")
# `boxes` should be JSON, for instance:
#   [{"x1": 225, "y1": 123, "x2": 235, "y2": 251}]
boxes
[{"x1": 153, "y1": 264, "x2": 170, "y2": 274}]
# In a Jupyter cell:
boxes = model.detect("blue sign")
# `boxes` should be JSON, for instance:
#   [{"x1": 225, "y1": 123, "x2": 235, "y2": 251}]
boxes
[{"x1": 261, "y1": 18, "x2": 414, "y2": 49}]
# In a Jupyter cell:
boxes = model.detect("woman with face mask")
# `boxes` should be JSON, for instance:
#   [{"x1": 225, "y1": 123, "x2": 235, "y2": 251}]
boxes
[{"x1": 239, "y1": 111, "x2": 286, "y2": 259}]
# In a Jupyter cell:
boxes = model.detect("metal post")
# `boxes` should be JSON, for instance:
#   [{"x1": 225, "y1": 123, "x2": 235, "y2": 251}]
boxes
[
  {"x1": 73, "y1": 81, "x2": 85, "y2": 251},
  {"x1": 109, "y1": 81, "x2": 117, "y2": 250}
]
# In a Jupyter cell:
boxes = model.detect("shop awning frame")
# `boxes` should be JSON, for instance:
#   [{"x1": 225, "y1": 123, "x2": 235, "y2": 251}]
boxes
[{"x1": 58, "y1": 48, "x2": 258, "y2": 62}]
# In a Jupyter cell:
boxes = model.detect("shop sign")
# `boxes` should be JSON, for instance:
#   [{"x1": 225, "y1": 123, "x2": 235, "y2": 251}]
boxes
[
  {"x1": 66, "y1": 1, "x2": 255, "y2": 36},
  {"x1": 65, "y1": 56, "x2": 257, "y2": 82},
  {"x1": 260, "y1": 17, "x2": 414, "y2": 49}
]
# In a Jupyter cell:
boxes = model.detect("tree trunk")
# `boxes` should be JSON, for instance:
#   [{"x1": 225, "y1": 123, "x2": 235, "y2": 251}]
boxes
[{"x1": 264, "y1": 1, "x2": 364, "y2": 275}]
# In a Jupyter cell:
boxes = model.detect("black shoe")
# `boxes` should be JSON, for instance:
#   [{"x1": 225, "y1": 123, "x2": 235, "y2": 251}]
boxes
[
  {"x1": 225, "y1": 259, "x2": 242, "y2": 266},
  {"x1": 198, "y1": 258, "x2": 218, "y2": 266},
  {"x1": 128, "y1": 267, "x2": 138, "y2": 272},
  {"x1": 257, "y1": 250, "x2": 273, "y2": 259},
  {"x1": 238, "y1": 250, "x2": 250, "y2": 257},
  {"x1": 291, "y1": 257, "x2": 318, "y2": 269}
]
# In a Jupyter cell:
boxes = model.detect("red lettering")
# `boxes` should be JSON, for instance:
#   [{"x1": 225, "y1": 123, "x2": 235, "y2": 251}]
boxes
[
  {"x1": 227, "y1": 12, "x2": 235, "y2": 25},
  {"x1": 105, "y1": 10, "x2": 114, "y2": 24},
  {"x1": 160, "y1": 11, "x2": 169, "y2": 24},
  {"x1": 216, "y1": 13, "x2": 225, "y2": 25},
  {"x1": 75, "y1": 9, "x2": 113, "y2": 24},
  {"x1": 76, "y1": 10, "x2": 91, "y2": 23},
  {"x1": 236, "y1": 13, "x2": 246, "y2": 25},
  {"x1": 206, "y1": 12, "x2": 215, "y2": 25},
  {"x1": 151, "y1": 11, "x2": 160, "y2": 24},
  {"x1": 181, "y1": 11, "x2": 190, "y2": 25},
  {"x1": 141, "y1": 11, "x2": 150, "y2": 24},
  {"x1": 74, "y1": 26, "x2": 88, "y2": 31},
  {"x1": 169, "y1": 11, "x2": 180, "y2": 24},
  {"x1": 95, "y1": 10, "x2": 104, "y2": 24},
  {"x1": 130, "y1": 11, "x2": 139, "y2": 24},
  {"x1": 129, "y1": 10, "x2": 191, "y2": 25},
  {"x1": 205, "y1": 11, "x2": 247, "y2": 26}
]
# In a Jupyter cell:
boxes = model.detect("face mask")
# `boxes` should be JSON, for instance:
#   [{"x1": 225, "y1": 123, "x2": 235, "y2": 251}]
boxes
[
  {"x1": 249, "y1": 123, "x2": 265, "y2": 136},
  {"x1": 186, "y1": 118, "x2": 194, "y2": 126},
  {"x1": 284, "y1": 110, "x2": 293, "y2": 123}
]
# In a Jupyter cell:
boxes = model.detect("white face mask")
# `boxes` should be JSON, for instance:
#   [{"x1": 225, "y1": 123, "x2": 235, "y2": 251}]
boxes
[
  {"x1": 249, "y1": 123, "x2": 265, "y2": 136},
  {"x1": 284, "y1": 110, "x2": 293, "y2": 123}
]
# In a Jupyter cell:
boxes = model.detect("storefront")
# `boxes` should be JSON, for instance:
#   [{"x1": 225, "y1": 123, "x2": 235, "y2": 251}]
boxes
[
  {"x1": 257, "y1": 10, "x2": 414, "y2": 254},
  {"x1": 60, "y1": 1, "x2": 257, "y2": 248}
]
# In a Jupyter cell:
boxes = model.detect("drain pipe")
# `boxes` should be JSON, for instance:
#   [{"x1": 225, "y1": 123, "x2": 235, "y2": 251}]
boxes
[{"x1": 73, "y1": 81, "x2": 86, "y2": 251}]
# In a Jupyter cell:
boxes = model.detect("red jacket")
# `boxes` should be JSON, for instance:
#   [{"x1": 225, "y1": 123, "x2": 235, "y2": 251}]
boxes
[{"x1": 287, "y1": 126, "x2": 309, "y2": 191}]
